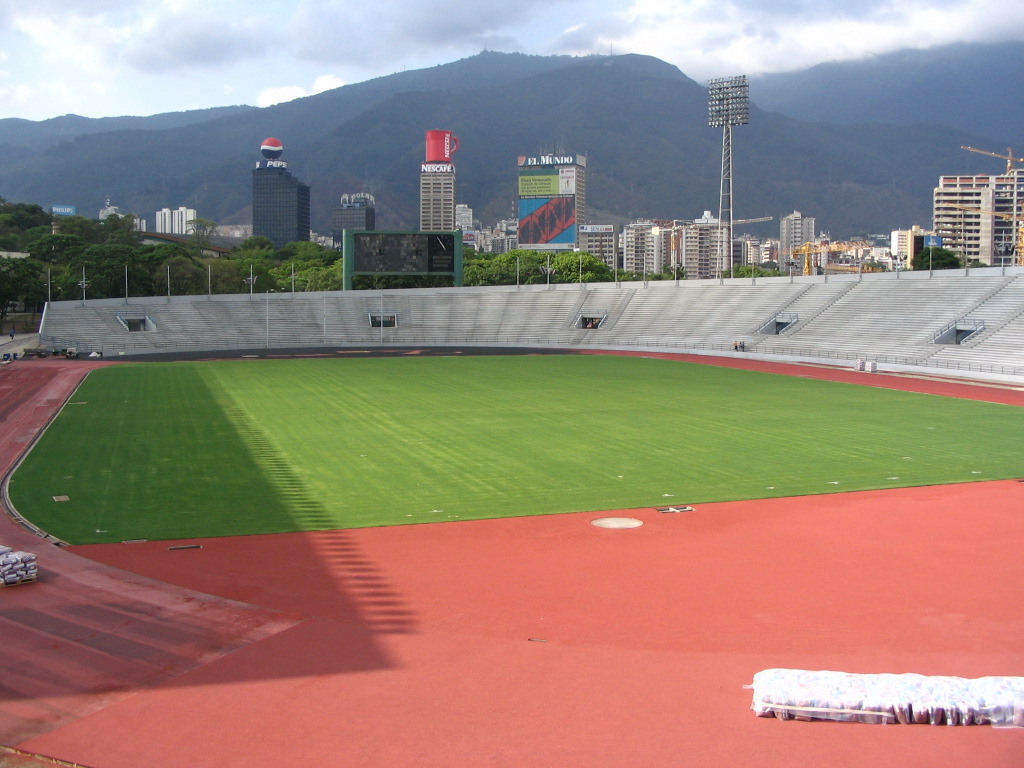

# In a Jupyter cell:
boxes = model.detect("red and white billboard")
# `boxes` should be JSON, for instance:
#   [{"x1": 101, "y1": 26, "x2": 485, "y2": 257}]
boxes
[{"x1": 425, "y1": 130, "x2": 459, "y2": 163}]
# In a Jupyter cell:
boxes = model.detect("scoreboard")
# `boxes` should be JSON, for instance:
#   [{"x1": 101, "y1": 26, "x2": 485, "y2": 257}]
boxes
[{"x1": 342, "y1": 231, "x2": 463, "y2": 289}]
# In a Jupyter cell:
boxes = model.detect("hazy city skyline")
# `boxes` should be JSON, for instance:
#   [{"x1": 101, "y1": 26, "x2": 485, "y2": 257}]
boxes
[{"x1": 2, "y1": 0, "x2": 1022, "y2": 122}]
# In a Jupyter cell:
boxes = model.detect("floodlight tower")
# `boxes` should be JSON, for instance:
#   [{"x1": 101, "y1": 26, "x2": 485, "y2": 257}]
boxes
[{"x1": 708, "y1": 75, "x2": 749, "y2": 278}]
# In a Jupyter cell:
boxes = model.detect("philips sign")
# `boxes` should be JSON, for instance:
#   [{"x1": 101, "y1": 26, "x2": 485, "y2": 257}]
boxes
[{"x1": 52, "y1": 205, "x2": 77, "y2": 216}]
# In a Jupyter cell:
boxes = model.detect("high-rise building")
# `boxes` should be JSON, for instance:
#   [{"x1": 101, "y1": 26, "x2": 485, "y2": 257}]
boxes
[
  {"x1": 579, "y1": 225, "x2": 619, "y2": 269},
  {"x1": 621, "y1": 220, "x2": 672, "y2": 275},
  {"x1": 933, "y1": 170, "x2": 1023, "y2": 266},
  {"x1": 331, "y1": 194, "x2": 375, "y2": 246},
  {"x1": 455, "y1": 203, "x2": 474, "y2": 231},
  {"x1": 674, "y1": 212, "x2": 729, "y2": 280},
  {"x1": 890, "y1": 225, "x2": 932, "y2": 268},
  {"x1": 156, "y1": 206, "x2": 197, "y2": 235},
  {"x1": 517, "y1": 153, "x2": 587, "y2": 252},
  {"x1": 252, "y1": 137, "x2": 310, "y2": 248},
  {"x1": 420, "y1": 130, "x2": 459, "y2": 230},
  {"x1": 779, "y1": 211, "x2": 816, "y2": 263}
]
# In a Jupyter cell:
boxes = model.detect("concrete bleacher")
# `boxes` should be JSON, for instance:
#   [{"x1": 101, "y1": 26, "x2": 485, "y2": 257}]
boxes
[
  {"x1": 37, "y1": 267, "x2": 1024, "y2": 381},
  {"x1": 753, "y1": 273, "x2": 1014, "y2": 361}
]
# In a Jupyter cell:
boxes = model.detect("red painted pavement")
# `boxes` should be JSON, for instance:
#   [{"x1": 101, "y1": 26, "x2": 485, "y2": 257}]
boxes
[{"x1": 2, "y1": 355, "x2": 1023, "y2": 767}]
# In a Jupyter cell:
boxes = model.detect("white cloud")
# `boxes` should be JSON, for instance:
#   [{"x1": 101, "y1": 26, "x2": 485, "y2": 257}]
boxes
[
  {"x1": 312, "y1": 74, "x2": 345, "y2": 93},
  {"x1": 255, "y1": 74, "x2": 345, "y2": 107},
  {"x1": 574, "y1": 0, "x2": 1024, "y2": 78},
  {"x1": 257, "y1": 85, "x2": 309, "y2": 108},
  {"x1": 1, "y1": 0, "x2": 1022, "y2": 119}
]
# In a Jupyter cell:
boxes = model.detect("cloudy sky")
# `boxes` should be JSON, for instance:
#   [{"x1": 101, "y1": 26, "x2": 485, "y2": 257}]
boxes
[{"x1": 1, "y1": 0, "x2": 1021, "y2": 122}]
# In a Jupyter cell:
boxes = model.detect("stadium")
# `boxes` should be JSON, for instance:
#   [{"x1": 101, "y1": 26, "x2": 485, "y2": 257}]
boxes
[{"x1": 1, "y1": 269, "x2": 1023, "y2": 767}]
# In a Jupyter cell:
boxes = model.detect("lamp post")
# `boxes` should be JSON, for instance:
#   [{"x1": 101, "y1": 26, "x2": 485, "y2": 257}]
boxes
[
  {"x1": 516, "y1": 254, "x2": 520, "y2": 290},
  {"x1": 266, "y1": 289, "x2": 275, "y2": 347},
  {"x1": 245, "y1": 264, "x2": 257, "y2": 298},
  {"x1": 540, "y1": 255, "x2": 557, "y2": 289},
  {"x1": 78, "y1": 265, "x2": 89, "y2": 307}
]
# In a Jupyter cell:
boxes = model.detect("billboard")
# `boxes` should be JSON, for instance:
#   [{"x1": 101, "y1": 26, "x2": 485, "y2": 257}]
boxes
[
  {"x1": 924, "y1": 235, "x2": 943, "y2": 248},
  {"x1": 518, "y1": 170, "x2": 559, "y2": 196},
  {"x1": 518, "y1": 197, "x2": 576, "y2": 247},
  {"x1": 51, "y1": 205, "x2": 77, "y2": 216},
  {"x1": 517, "y1": 154, "x2": 586, "y2": 167},
  {"x1": 421, "y1": 163, "x2": 455, "y2": 173},
  {"x1": 559, "y1": 167, "x2": 576, "y2": 194},
  {"x1": 579, "y1": 224, "x2": 614, "y2": 233},
  {"x1": 425, "y1": 130, "x2": 458, "y2": 163}
]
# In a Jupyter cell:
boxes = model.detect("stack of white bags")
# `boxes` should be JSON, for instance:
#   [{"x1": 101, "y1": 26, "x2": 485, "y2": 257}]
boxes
[
  {"x1": 0, "y1": 544, "x2": 38, "y2": 586},
  {"x1": 750, "y1": 669, "x2": 1024, "y2": 727}
]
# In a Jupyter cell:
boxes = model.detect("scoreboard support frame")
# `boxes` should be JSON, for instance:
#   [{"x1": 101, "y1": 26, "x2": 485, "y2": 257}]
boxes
[{"x1": 341, "y1": 230, "x2": 464, "y2": 290}]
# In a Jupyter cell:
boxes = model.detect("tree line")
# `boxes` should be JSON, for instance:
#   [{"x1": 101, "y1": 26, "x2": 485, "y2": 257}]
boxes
[
  {"x1": 7, "y1": 197, "x2": 956, "y2": 331},
  {"x1": 0, "y1": 199, "x2": 678, "y2": 329}
]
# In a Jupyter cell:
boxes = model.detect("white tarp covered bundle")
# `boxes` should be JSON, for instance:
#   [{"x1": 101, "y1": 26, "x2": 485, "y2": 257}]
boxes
[
  {"x1": 750, "y1": 669, "x2": 1024, "y2": 727},
  {"x1": 0, "y1": 544, "x2": 38, "y2": 585}
]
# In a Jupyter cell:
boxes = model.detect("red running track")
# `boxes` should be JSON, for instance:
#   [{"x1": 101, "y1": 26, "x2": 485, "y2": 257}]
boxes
[{"x1": 2, "y1": 356, "x2": 1023, "y2": 768}]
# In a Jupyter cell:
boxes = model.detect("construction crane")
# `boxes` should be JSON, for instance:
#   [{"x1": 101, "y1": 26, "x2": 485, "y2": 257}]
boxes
[
  {"x1": 960, "y1": 146, "x2": 1024, "y2": 175},
  {"x1": 791, "y1": 239, "x2": 872, "y2": 276},
  {"x1": 724, "y1": 216, "x2": 772, "y2": 276},
  {"x1": 734, "y1": 216, "x2": 773, "y2": 226},
  {"x1": 940, "y1": 202, "x2": 1024, "y2": 266}
]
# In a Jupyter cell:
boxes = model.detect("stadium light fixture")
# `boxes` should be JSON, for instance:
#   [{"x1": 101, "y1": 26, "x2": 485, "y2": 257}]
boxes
[{"x1": 708, "y1": 75, "x2": 749, "y2": 280}]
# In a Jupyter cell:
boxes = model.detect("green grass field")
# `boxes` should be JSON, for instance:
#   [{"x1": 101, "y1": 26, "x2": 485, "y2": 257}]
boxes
[{"x1": 9, "y1": 354, "x2": 1024, "y2": 544}]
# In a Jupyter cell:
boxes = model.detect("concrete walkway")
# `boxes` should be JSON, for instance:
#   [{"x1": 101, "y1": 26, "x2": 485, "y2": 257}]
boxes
[{"x1": 0, "y1": 333, "x2": 40, "y2": 362}]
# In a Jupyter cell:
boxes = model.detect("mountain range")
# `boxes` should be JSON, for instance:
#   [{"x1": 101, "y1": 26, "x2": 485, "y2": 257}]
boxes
[{"x1": 1, "y1": 44, "x2": 1020, "y2": 240}]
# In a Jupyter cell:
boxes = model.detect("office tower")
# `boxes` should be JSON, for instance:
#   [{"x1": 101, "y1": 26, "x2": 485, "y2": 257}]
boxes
[
  {"x1": 579, "y1": 224, "x2": 619, "y2": 269},
  {"x1": 934, "y1": 170, "x2": 1024, "y2": 266},
  {"x1": 517, "y1": 153, "x2": 587, "y2": 251},
  {"x1": 420, "y1": 130, "x2": 458, "y2": 230},
  {"x1": 331, "y1": 194, "x2": 376, "y2": 245},
  {"x1": 252, "y1": 137, "x2": 310, "y2": 248},
  {"x1": 156, "y1": 206, "x2": 197, "y2": 235},
  {"x1": 780, "y1": 211, "x2": 816, "y2": 264}
]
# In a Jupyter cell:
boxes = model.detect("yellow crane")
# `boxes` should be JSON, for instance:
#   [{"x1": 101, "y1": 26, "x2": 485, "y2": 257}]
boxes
[
  {"x1": 939, "y1": 203, "x2": 1024, "y2": 266},
  {"x1": 960, "y1": 146, "x2": 1024, "y2": 175},
  {"x1": 791, "y1": 239, "x2": 872, "y2": 275}
]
